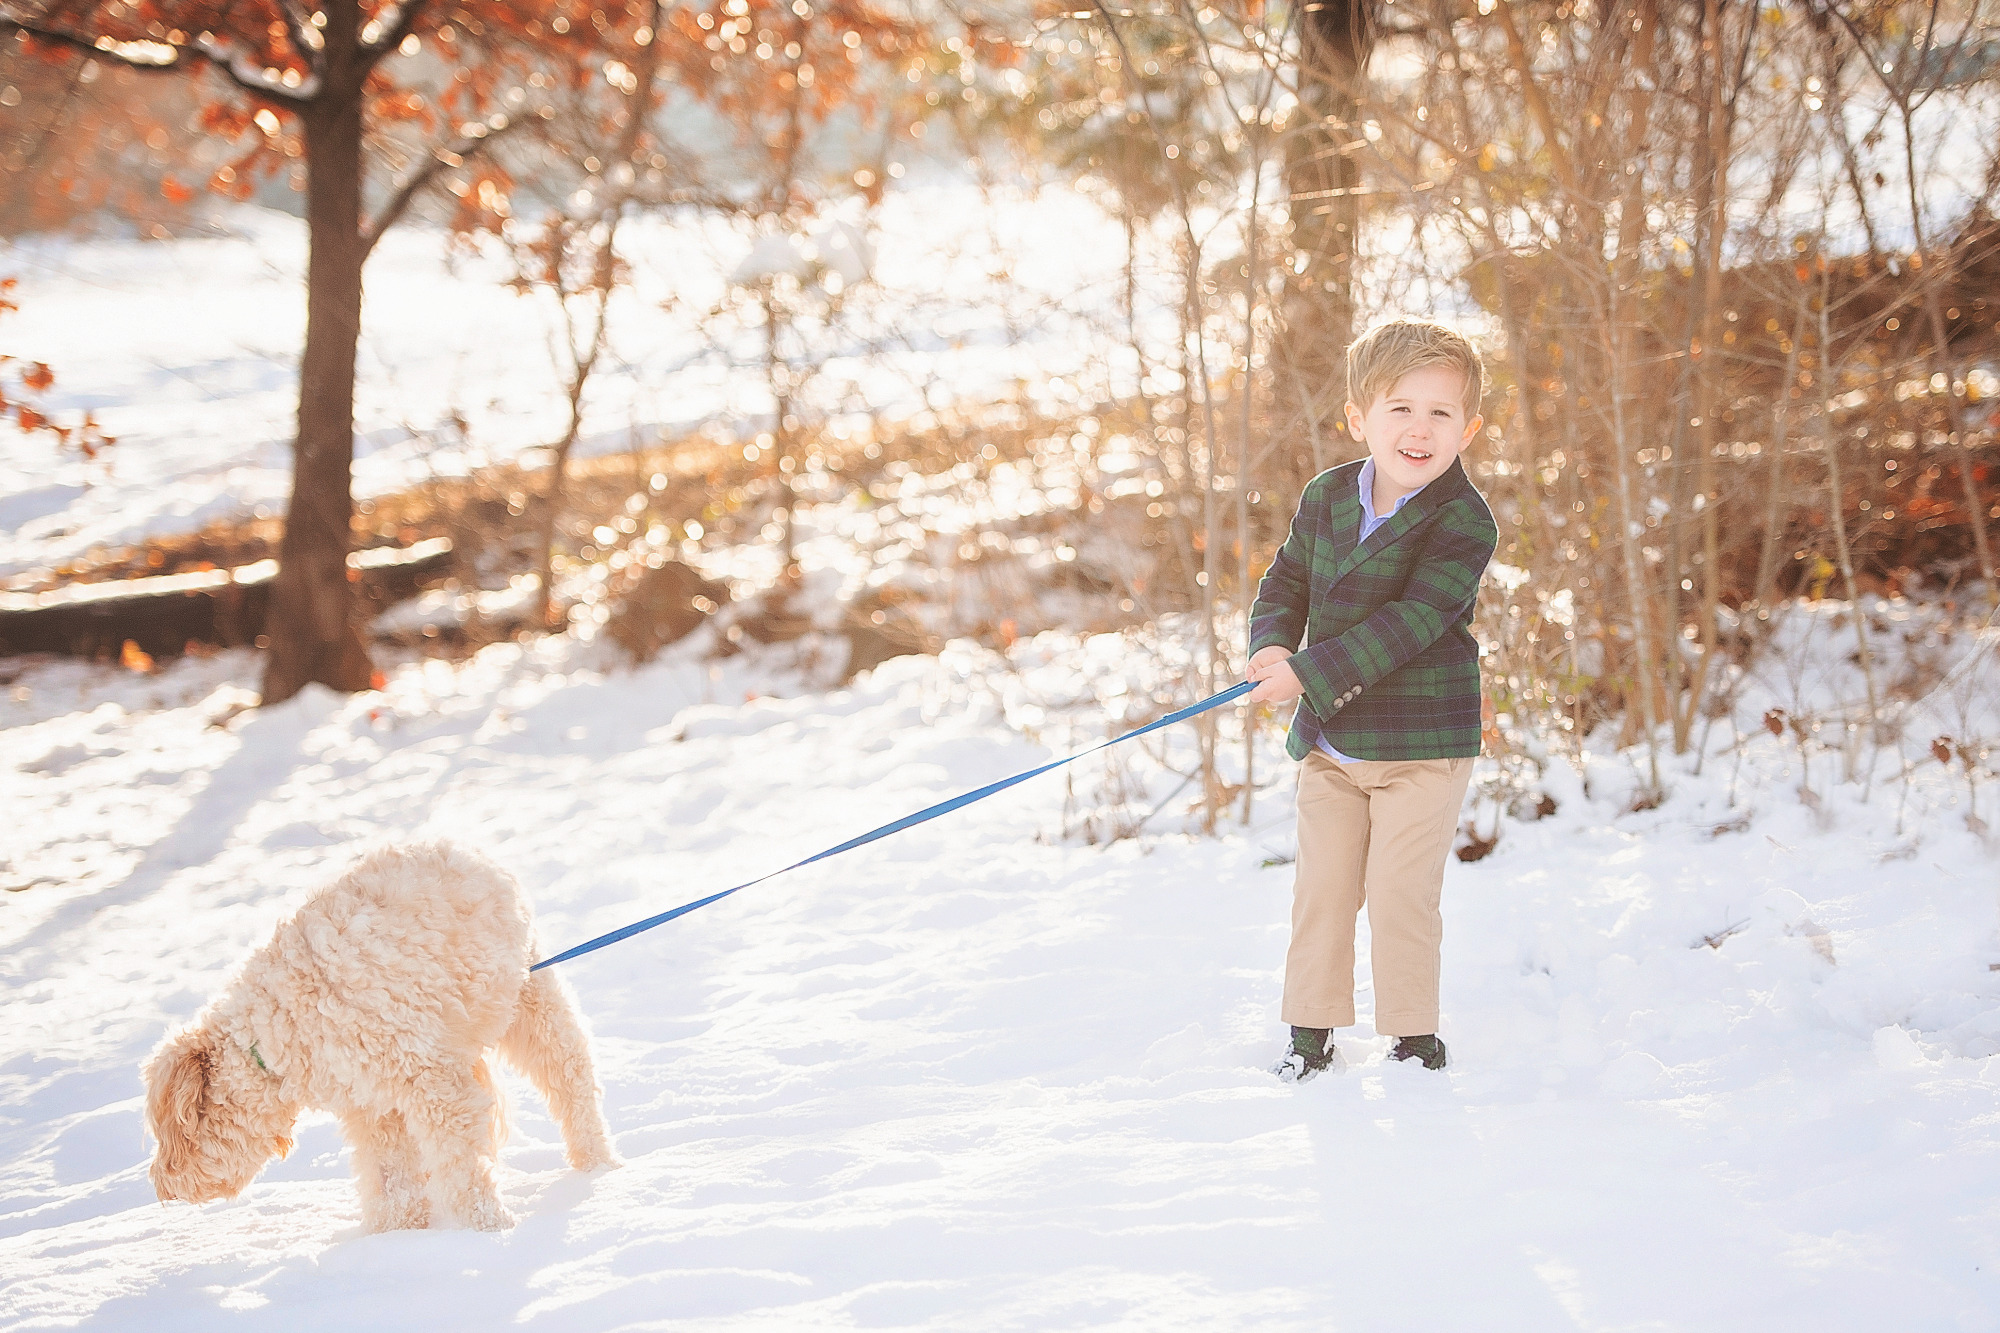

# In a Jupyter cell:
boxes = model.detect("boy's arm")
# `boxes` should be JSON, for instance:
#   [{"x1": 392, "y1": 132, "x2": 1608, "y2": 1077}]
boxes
[
  {"x1": 1286, "y1": 500, "x2": 1496, "y2": 720},
  {"x1": 1247, "y1": 480, "x2": 1322, "y2": 658}
]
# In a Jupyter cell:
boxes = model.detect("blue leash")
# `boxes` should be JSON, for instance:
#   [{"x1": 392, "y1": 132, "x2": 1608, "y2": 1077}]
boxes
[{"x1": 531, "y1": 679, "x2": 1256, "y2": 970}]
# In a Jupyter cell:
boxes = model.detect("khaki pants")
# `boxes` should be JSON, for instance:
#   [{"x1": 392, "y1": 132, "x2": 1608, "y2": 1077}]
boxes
[{"x1": 1282, "y1": 751, "x2": 1475, "y2": 1037}]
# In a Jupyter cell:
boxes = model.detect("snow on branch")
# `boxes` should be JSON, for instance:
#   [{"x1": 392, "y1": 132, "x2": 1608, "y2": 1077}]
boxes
[
  {"x1": 191, "y1": 31, "x2": 321, "y2": 103},
  {"x1": 360, "y1": 0, "x2": 430, "y2": 57},
  {"x1": 273, "y1": 0, "x2": 325, "y2": 57},
  {"x1": 0, "y1": 11, "x2": 316, "y2": 106}
]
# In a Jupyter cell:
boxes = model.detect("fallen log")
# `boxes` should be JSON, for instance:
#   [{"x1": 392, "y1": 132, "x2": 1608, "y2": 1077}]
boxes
[{"x1": 0, "y1": 538, "x2": 453, "y2": 660}]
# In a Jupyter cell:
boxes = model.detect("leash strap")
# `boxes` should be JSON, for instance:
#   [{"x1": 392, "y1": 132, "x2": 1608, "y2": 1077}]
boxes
[{"x1": 531, "y1": 679, "x2": 1256, "y2": 970}]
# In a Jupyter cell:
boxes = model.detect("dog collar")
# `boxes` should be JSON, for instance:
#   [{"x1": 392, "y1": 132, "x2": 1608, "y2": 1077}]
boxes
[{"x1": 247, "y1": 1041, "x2": 271, "y2": 1075}]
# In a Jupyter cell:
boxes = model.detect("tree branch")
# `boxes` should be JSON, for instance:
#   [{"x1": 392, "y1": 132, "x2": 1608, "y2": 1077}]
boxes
[
  {"x1": 1485, "y1": 1, "x2": 1582, "y2": 203},
  {"x1": 272, "y1": 0, "x2": 325, "y2": 75},
  {"x1": 190, "y1": 29, "x2": 321, "y2": 103},
  {"x1": 360, "y1": 0, "x2": 433, "y2": 62},
  {"x1": 0, "y1": 15, "x2": 316, "y2": 107},
  {"x1": 361, "y1": 113, "x2": 526, "y2": 257}
]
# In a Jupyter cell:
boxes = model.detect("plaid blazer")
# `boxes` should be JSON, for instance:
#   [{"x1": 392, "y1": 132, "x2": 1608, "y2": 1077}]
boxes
[{"x1": 1249, "y1": 457, "x2": 1497, "y2": 761}]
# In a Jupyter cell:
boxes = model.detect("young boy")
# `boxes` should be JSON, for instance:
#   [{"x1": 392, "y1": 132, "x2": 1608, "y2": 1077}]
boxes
[{"x1": 1246, "y1": 318, "x2": 1498, "y2": 1080}]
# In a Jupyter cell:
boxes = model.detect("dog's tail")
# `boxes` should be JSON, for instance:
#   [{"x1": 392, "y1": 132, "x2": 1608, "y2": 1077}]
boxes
[{"x1": 498, "y1": 962, "x2": 621, "y2": 1171}]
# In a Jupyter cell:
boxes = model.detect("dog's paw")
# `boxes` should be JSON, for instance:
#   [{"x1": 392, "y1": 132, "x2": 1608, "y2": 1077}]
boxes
[
  {"x1": 567, "y1": 1146, "x2": 623, "y2": 1172},
  {"x1": 364, "y1": 1202, "x2": 432, "y2": 1234},
  {"x1": 465, "y1": 1198, "x2": 518, "y2": 1232}
]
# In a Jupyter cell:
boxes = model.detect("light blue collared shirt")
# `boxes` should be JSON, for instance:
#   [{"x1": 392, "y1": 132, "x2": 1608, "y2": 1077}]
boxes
[{"x1": 1316, "y1": 458, "x2": 1415, "y2": 764}]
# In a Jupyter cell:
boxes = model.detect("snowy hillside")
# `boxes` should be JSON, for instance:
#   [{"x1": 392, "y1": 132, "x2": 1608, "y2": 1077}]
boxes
[
  {"x1": 4, "y1": 622, "x2": 1999, "y2": 1331},
  {"x1": 1, "y1": 184, "x2": 1138, "y2": 582}
]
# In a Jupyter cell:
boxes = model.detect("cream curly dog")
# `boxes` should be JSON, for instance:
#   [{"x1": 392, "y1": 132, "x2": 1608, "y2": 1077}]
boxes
[{"x1": 143, "y1": 840, "x2": 619, "y2": 1231}]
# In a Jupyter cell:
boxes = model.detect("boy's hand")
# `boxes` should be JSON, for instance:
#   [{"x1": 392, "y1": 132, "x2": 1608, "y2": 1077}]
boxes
[
  {"x1": 1248, "y1": 646, "x2": 1291, "y2": 673},
  {"x1": 1246, "y1": 647, "x2": 1305, "y2": 704}
]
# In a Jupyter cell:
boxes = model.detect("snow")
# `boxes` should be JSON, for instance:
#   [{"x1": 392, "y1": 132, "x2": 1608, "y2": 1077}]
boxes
[
  {"x1": 1, "y1": 181, "x2": 1140, "y2": 582},
  {"x1": 6, "y1": 171, "x2": 2000, "y2": 1329},
  {"x1": 4, "y1": 617, "x2": 2000, "y2": 1330},
  {"x1": 727, "y1": 220, "x2": 872, "y2": 289},
  {"x1": 371, "y1": 574, "x2": 541, "y2": 638}
]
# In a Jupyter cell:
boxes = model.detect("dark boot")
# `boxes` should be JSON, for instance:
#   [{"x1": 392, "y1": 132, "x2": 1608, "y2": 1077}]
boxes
[
  {"x1": 1389, "y1": 1034, "x2": 1448, "y2": 1070},
  {"x1": 1271, "y1": 1026, "x2": 1343, "y2": 1083}
]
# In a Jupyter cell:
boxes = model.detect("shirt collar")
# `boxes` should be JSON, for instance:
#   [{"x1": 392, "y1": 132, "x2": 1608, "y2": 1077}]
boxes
[{"x1": 1356, "y1": 457, "x2": 1419, "y2": 527}]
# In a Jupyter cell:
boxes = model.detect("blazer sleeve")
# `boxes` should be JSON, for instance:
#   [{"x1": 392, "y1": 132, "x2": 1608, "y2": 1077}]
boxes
[
  {"x1": 1286, "y1": 498, "x2": 1496, "y2": 720},
  {"x1": 1247, "y1": 478, "x2": 1322, "y2": 658}
]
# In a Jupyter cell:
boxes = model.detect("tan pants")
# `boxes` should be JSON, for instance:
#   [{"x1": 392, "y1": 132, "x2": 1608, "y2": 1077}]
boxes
[{"x1": 1282, "y1": 751, "x2": 1475, "y2": 1037}]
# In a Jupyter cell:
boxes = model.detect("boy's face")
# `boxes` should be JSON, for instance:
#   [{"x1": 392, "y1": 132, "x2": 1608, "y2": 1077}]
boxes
[{"x1": 1346, "y1": 364, "x2": 1482, "y2": 505}]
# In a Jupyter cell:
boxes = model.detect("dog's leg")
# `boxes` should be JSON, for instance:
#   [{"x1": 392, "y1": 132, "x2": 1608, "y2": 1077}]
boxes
[
  {"x1": 340, "y1": 1108, "x2": 431, "y2": 1232},
  {"x1": 498, "y1": 968, "x2": 620, "y2": 1171},
  {"x1": 402, "y1": 1064, "x2": 516, "y2": 1231}
]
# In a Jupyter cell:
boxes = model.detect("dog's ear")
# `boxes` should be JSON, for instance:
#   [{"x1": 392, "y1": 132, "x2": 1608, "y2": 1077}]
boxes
[{"x1": 143, "y1": 1027, "x2": 214, "y2": 1190}]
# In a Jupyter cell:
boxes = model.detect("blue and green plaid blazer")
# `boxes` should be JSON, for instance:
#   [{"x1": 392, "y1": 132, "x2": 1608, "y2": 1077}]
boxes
[{"x1": 1250, "y1": 457, "x2": 1498, "y2": 761}]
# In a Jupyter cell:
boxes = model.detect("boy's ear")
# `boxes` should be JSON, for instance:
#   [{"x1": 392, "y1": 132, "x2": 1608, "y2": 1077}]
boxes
[
  {"x1": 1343, "y1": 399, "x2": 1366, "y2": 439},
  {"x1": 1462, "y1": 413, "x2": 1484, "y2": 443}
]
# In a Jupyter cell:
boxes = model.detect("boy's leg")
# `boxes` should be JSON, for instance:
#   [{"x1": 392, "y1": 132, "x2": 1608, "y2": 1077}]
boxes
[
  {"x1": 1355, "y1": 757, "x2": 1475, "y2": 1039},
  {"x1": 1282, "y1": 752, "x2": 1372, "y2": 1029}
]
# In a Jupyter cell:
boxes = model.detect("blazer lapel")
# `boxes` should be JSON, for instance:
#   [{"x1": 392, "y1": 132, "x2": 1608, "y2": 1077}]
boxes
[
  {"x1": 1327, "y1": 458, "x2": 1466, "y2": 587},
  {"x1": 1323, "y1": 471, "x2": 1363, "y2": 570}
]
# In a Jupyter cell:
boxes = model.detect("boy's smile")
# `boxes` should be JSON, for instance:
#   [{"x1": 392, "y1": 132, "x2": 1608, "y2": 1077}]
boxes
[{"x1": 1345, "y1": 364, "x2": 1482, "y2": 513}]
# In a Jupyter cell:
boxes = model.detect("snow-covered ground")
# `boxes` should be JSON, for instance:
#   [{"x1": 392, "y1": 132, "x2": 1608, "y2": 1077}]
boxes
[
  {"x1": 4, "y1": 621, "x2": 1999, "y2": 1331},
  {"x1": 8, "y1": 169, "x2": 2000, "y2": 1330},
  {"x1": 1, "y1": 181, "x2": 1143, "y2": 581}
]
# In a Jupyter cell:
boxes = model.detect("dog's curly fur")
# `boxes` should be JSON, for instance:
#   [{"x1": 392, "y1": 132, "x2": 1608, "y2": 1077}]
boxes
[{"x1": 142, "y1": 840, "x2": 619, "y2": 1232}]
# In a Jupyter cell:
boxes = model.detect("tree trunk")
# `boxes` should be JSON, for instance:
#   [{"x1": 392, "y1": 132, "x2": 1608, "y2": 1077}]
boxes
[
  {"x1": 1239, "y1": 161, "x2": 1263, "y2": 826},
  {"x1": 1817, "y1": 255, "x2": 1881, "y2": 736},
  {"x1": 534, "y1": 0, "x2": 664, "y2": 628},
  {"x1": 1896, "y1": 92, "x2": 1995, "y2": 597},
  {"x1": 1277, "y1": 0, "x2": 1376, "y2": 492},
  {"x1": 1751, "y1": 288, "x2": 1807, "y2": 610},
  {"x1": 260, "y1": 54, "x2": 372, "y2": 704},
  {"x1": 1674, "y1": 0, "x2": 1732, "y2": 750},
  {"x1": 1606, "y1": 0, "x2": 1664, "y2": 794},
  {"x1": 534, "y1": 292, "x2": 602, "y2": 630}
]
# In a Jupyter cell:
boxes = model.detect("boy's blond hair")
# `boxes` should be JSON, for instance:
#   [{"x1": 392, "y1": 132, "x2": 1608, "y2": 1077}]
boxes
[{"x1": 1345, "y1": 318, "x2": 1486, "y2": 422}]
